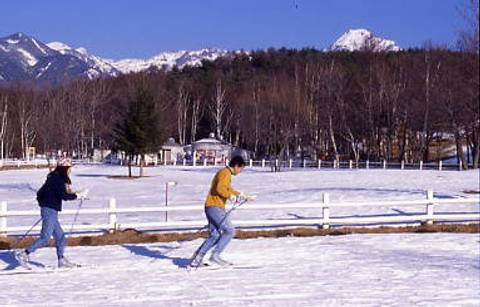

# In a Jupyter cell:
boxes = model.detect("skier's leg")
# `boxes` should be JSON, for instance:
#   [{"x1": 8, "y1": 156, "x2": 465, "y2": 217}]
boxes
[
  {"x1": 25, "y1": 207, "x2": 56, "y2": 254},
  {"x1": 192, "y1": 223, "x2": 220, "y2": 261},
  {"x1": 211, "y1": 212, "x2": 235, "y2": 256},
  {"x1": 52, "y1": 217, "x2": 66, "y2": 260}
]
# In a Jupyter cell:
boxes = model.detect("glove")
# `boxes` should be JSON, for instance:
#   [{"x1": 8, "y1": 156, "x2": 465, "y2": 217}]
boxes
[{"x1": 76, "y1": 189, "x2": 89, "y2": 200}]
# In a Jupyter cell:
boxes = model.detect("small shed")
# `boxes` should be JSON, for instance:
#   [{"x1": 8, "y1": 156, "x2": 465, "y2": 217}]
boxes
[{"x1": 160, "y1": 138, "x2": 185, "y2": 163}]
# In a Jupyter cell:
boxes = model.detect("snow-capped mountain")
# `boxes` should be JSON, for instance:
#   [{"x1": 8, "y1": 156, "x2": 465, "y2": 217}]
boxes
[
  {"x1": 107, "y1": 48, "x2": 230, "y2": 74},
  {"x1": 331, "y1": 29, "x2": 400, "y2": 52},
  {"x1": 47, "y1": 41, "x2": 119, "y2": 78},
  {"x1": 0, "y1": 29, "x2": 402, "y2": 83},
  {"x1": 0, "y1": 32, "x2": 119, "y2": 83}
]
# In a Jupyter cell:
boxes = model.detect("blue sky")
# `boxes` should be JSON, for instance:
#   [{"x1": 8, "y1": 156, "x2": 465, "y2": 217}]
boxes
[{"x1": 1, "y1": 0, "x2": 464, "y2": 59}]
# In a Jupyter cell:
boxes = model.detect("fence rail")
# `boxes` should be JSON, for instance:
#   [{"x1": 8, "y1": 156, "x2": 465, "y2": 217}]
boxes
[
  {"x1": 111, "y1": 157, "x2": 473, "y2": 171},
  {"x1": 1, "y1": 191, "x2": 479, "y2": 236}
]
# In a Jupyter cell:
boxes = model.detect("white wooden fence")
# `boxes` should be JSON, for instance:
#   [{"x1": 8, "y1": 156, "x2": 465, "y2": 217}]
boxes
[
  {"x1": 142, "y1": 158, "x2": 470, "y2": 171},
  {"x1": 1, "y1": 191, "x2": 479, "y2": 236}
]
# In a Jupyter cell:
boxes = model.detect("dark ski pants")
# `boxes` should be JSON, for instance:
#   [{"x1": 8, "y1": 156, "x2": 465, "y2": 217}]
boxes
[
  {"x1": 26, "y1": 206, "x2": 66, "y2": 259},
  {"x1": 196, "y1": 206, "x2": 236, "y2": 257}
]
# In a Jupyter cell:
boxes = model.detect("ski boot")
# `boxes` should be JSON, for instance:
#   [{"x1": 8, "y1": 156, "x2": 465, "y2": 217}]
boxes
[
  {"x1": 209, "y1": 253, "x2": 233, "y2": 266},
  {"x1": 15, "y1": 250, "x2": 31, "y2": 270},
  {"x1": 58, "y1": 257, "x2": 80, "y2": 268}
]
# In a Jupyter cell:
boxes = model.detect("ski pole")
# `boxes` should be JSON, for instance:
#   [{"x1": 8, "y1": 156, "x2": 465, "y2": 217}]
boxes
[
  {"x1": 69, "y1": 198, "x2": 84, "y2": 235},
  {"x1": 10, "y1": 217, "x2": 42, "y2": 250}
]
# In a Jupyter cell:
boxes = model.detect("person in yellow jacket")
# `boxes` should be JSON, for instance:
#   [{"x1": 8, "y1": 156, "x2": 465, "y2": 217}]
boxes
[{"x1": 190, "y1": 156, "x2": 254, "y2": 267}]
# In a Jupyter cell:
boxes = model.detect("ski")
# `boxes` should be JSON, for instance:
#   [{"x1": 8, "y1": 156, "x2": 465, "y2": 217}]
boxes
[
  {"x1": 187, "y1": 263, "x2": 261, "y2": 271},
  {"x1": 0, "y1": 266, "x2": 80, "y2": 276}
]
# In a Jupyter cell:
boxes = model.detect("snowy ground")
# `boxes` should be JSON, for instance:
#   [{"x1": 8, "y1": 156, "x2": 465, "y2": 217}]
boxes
[
  {"x1": 0, "y1": 233, "x2": 479, "y2": 306},
  {"x1": 0, "y1": 166, "x2": 479, "y2": 306},
  {"x1": 0, "y1": 165, "x2": 478, "y2": 232}
]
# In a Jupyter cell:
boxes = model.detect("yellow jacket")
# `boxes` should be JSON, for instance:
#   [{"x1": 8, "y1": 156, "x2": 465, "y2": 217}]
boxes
[{"x1": 205, "y1": 167, "x2": 240, "y2": 208}]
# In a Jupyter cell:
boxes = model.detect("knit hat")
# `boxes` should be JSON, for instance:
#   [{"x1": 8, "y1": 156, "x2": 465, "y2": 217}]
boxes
[{"x1": 57, "y1": 158, "x2": 72, "y2": 167}]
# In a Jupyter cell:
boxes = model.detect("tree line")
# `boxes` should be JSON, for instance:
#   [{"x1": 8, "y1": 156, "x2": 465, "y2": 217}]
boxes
[{"x1": 0, "y1": 47, "x2": 478, "y2": 168}]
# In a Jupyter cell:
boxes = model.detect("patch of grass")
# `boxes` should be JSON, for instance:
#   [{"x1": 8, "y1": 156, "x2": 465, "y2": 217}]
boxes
[{"x1": 0, "y1": 223, "x2": 478, "y2": 250}]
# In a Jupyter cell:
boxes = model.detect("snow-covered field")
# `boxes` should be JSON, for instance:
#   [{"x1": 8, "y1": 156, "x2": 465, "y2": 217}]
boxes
[
  {"x1": 0, "y1": 166, "x2": 479, "y2": 306},
  {"x1": 0, "y1": 165, "x2": 478, "y2": 231},
  {"x1": 0, "y1": 233, "x2": 479, "y2": 306}
]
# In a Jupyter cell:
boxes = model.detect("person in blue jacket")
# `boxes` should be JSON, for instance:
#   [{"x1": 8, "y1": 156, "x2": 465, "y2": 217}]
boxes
[{"x1": 16, "y1": 159, "x2": 88, "y2": 269}]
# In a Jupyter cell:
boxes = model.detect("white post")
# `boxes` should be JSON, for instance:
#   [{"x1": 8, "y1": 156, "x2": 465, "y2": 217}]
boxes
[
  {"x1": 401, "y1": 160, "x2": 405, "y2": 170},
  {"x1": 438, "y1": 161, "x2": 442, "y2": 171},
  {"x1": 383, "y1": 160, "x2": 387, "y2": 169},
  {"x1": 214, "y1": 158, "x2": 217, "y2": 167},
  {"x1": 164, "y1": 157, "x2": 167, "y2": 166},
  {"x1": 425, "y1": 190, "x2": 434, "y2": 225},
  {"x1": 18, "y1": 161, "x2": 21, "y2": 168},
  {"x1": 173, "y1": 159, "x2": 177, "y2": 166},
  {"x1": 366, "y1": 160, "x2": 370, "y2": 169},
  {"x1": 419, "y1": 161, "x2": 423, "y2": 170},
  {"x1": 459, "y1": 160, "x2": 463, "y2": 171},
  {"x1": 303, "y1": 160, "x2": 307, "y2": 168},
  {"x1": 203, "y1": 159, "x2": 207, "y2": 167},
  {"x1": 349, "y1": 160, "x2": 353, "y2": 169},
  {"x1": 193, "y1": 154, "x2": 197, "y2": 167},
  {"x1": 289, "y1": 159, "x2": 292, "y2": 168},
  {"x1": 318, "y1": 159, "x2": 322, "y2": 169},
  {"x1": 322, "y1": 193, "x2": 330, "y2": 230},
  {"x1": 262, "y1": 159, "x2": 265, "y2": 168},
  {"x1": 109, "y1": 198, "x2": 117, "y2": 232},
  {"x1": 0, "y1": 202, "x2": 7, "y2": 236},
  {"x1": 154, "y1": 156, "x2": 158, "y2": 166},
  {"x1": 275, "y1": 159, "x2": 279, "y2": 169},
  {"x1": 249, "y1": 159, "x2": 253, "y2": 168},
  {"x1": 333, "y1": 160, "x2": 337, "y2": 169},
  {"x1": 183, "y1": 158, "x2": 186, "y2": 166}
]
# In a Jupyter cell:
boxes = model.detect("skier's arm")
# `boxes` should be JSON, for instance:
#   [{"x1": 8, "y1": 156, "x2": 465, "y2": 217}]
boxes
[
  {"x1": 54, "y1": 177, "x2": 77, "y2": 201},
  {"x1": 216, "y1": 171, "x2": 240, "y2": 199}
]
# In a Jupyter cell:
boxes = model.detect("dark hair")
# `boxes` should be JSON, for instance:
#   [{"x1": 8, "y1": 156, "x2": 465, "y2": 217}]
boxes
[
  {"x1": 229, "y1": 156, "x2": 246, "y2": 168},
  {"x1": 53, "y1": 166, "x2": 72, "y2": 185}
]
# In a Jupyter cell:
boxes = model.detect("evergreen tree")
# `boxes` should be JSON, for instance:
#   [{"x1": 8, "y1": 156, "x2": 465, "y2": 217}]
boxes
[{"x1": 113, "y1": 86, "x2": 164, "y2": 177}]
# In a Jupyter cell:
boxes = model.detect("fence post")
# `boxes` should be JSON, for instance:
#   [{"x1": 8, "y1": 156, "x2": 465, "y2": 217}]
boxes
[
  {"x1": 261, "y1": 159, "x2": 265, "y2": 168},
  {"x1": 425, "y1": 190, "x2": 434, "y2": 225},
  {"x1": 459, "y1": 160, "x2": 463, "y2": 171},
  {"x1": 318, "y1": 159, "x2": 322, "y2": 169},
  {"x1": 249, "y1": 159, "x2": 253, "y2": 168},
  {"x1": 322, "y1": 193, "x2": 330, "y2": 230},
  {"x1": 419, "y1": 161, "x2": 423, "y2": 170},
  {"x1": 0, "y1": 202, "x2": 7, "y2": 236},
  {"x1": 203, "y1": 159, "x2": 207, "y2": 167},
  {"x1": 109, "y1": 198, "x2": 117, "y2": 232},
  {"x1": 383, "y1": 160, "x2": 387, "y2": 169},
  {"x1": 366, "y1": 160, "x2": 369, "y2": 169},
  {"x1": 193, "y1": 152, "x2": 197, "y2": 167},
  {"x1": 303, "y1": 160, "x2": 306, "y2": 168},
  {"x1": 164, "y1": 157, "x2": 167, "y2": 166},
  {"x1": 289, "y1": 159, "x2": 292, "y2": 168},
  {"x1": 173, "y1": 159, "x2": 177, "y2": 166},
  {"x1": 333, "y1": 159, "x2": 337, "y2": 169},
  {"x1": 401, "y1": 160, "x2": 405, "y2": 170},
  {"x1": 154, "y1": 156, "x2": 158, "y2": 166},
  {"x1": 349, "y1": 160, "x2": 353, "y2": 169}
]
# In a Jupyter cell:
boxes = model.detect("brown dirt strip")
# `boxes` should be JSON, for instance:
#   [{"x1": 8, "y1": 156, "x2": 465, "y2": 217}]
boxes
[{"x1": 0, "y1": 223, "x2": 478, "y2": 250}]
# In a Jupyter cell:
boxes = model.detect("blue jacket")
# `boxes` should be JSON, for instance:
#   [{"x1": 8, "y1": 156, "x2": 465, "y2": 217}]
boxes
[{"x1": 36, "y1": 172, "x2": 77, "y2": 211}]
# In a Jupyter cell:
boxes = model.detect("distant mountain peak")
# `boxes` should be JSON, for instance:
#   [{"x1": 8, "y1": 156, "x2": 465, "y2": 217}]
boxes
[{"x1": 331, "y1": 28, "x2": 401, "y2": 52}]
